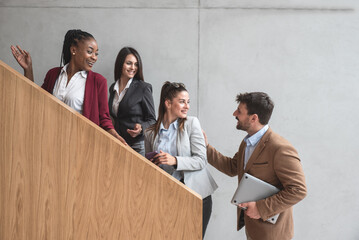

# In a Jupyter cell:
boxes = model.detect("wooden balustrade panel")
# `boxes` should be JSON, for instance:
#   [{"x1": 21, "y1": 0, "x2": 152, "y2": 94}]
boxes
[{"x1": 0, "y1": 60, "x2": 202, "y2": 240}]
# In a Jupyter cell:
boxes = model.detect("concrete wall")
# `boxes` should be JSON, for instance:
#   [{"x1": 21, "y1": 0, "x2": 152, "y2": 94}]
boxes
[{"x1": 1, "y1": 1, "x2": 358, "y2": 239}]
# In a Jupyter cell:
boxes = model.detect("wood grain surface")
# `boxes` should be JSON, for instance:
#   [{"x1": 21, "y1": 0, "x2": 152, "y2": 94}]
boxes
[{"x1": 0, "y1": 60, "x2": 202, "y2": 240}]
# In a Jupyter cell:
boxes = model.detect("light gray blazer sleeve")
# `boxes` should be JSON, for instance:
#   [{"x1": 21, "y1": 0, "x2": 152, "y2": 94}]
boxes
[
  {"x1": 144, "y1": 128, "x2": 154, "y2": 153},
  {"x1": 144, "y1": 117, "x2": 218, "y2": 198},
  {"x1": 176, "y1": 117, "x2": 207, "y2": 171}
]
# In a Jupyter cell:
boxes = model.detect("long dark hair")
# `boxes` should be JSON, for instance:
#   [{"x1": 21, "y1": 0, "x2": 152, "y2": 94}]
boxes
[
  {"x1": 114, "y1": 47, "x2": 144, "y2": 83},
  {"x1": 60, "y1": 29, "x2": 94, "y2": 67},
  {"x1": 147, "y1": 81, "x2": 187, "y2": 141}
]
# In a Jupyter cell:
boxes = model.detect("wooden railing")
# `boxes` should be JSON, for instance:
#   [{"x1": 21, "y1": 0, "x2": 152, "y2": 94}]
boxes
[{"x1": 0, "y1": 60, "x2": 202, "y2": 240}]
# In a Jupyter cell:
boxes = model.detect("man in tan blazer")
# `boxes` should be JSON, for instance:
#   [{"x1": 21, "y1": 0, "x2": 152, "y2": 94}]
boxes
[{"x1": 204, "y1": 92, "x2": 307, "y2": 240}]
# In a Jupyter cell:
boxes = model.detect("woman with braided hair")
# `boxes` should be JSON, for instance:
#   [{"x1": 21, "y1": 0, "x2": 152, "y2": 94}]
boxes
[{"x1": 11, "y1": 29, "x2": 127, "y2": 145}]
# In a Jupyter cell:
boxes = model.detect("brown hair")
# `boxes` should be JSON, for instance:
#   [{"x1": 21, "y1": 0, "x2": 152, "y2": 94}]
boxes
[
  {"x1": 147, "y1": 81, "x2": 187, "y2": 141},
  {"x1": 114, "y1": 47, "x2": 144, "y2": 83}
]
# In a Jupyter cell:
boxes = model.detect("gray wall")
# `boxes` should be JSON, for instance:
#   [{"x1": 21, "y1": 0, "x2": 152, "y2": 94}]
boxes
[{"x1": 1, "y1": 1, "x2": 358, "y2": 239}]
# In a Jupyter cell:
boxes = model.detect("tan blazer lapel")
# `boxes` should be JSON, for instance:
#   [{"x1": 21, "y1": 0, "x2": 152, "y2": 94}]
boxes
[
  {"x1": 237, "y1": 141, "x2": 246, "y2": 181},
  {"x1": 243, "y1": 128, "x2": 272, "y2": 172}
]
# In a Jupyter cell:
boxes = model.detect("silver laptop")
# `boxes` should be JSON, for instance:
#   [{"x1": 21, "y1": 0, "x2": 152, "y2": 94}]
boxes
[{"x1": 231, "y1": 173, "x2": 280, "y2": 224}]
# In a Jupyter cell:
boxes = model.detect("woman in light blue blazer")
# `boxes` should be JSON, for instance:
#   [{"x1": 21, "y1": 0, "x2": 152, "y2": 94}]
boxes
[{"x1": 144, "y1": 81, "x2": 217, "y2": 238}]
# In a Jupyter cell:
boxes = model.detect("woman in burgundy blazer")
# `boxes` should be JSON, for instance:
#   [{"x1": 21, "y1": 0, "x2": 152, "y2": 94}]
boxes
[{"x1": 11, "y1": 29, "x2": 126, "y2": 144}]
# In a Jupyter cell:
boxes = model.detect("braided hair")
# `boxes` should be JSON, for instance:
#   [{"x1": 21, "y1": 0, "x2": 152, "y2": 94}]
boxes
[{"x1": 60, "y1": 29, "x2": 95, "y2": 67}]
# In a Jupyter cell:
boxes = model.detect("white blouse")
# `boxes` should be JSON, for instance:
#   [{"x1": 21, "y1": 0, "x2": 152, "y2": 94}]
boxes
[
  {"x1": 112, "y1": 78, "x2": 133, "y2": 115},
  {"x1": 52, "y1": 64, "x2": 87, "y2": 114}
]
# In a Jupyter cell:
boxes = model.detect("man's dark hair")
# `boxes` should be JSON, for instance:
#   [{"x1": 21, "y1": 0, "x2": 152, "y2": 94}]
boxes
[{"x1": 236, "y1": 92, "x2": 274, "y2": 125}]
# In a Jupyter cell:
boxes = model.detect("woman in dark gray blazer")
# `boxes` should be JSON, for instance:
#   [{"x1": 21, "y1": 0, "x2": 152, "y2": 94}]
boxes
[
  {"x1": 109, "y1": 47, "x2": 156, "y2": 155},
  {"x1": 144, "y1": 82, "x2": 217, "y2": 239}
]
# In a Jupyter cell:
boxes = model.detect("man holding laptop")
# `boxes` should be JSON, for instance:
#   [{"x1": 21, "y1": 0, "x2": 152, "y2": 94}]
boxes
[{"x1": 204, "y1": 92, "x2": 307, "y2": 240}]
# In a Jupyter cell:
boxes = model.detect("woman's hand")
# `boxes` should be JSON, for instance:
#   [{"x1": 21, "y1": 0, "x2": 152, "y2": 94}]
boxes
[
  {"x1": 153, "y1": 150, "x2": 177, "y2": 166},
  {"x1": 107, "y1": 128, "x2": 128, "y2": 146},
  {"x1": 10, "y1": 45, "x2": 34, "y2": 81},
  {"x1": 127, "y1": 123, "x2": 142, "y2": 138},
  {"x1": 11, "y1": 45, "x2": 32, "y2": 70}
]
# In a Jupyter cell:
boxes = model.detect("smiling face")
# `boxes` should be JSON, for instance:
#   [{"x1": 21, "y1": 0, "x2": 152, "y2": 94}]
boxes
[
  {"x1": 121, "y1": 54, "x2": 138, "y2": 80},
  {"x1": 233, "y1": 102, "x2": 252, "y2": 131},
  {"x1": 166, "y1": 90, "x2": 190, "y2": 120},
  {"x1": 71, "y1": 38, "x2": 98, "y2": 72}
]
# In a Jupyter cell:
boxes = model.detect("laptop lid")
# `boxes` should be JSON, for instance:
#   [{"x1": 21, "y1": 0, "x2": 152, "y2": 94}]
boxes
[{"x1": 231, "y1": 173, "x2": 280, "y2": 224}]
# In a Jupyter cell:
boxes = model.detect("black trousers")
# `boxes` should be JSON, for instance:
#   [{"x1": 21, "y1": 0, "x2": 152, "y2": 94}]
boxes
[
  {"x1": 202, "y1": 195, "x2": 212, "y2": 239},
  {"x1": 179, "y1": 178, "x2": 212, "y2": 239}
]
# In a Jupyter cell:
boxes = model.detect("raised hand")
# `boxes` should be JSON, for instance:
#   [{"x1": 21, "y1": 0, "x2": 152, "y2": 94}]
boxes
[
  {"x1": 11, "y1": 45, "x2": 32, "y2": 69},
  {"x1": 10, "y1": 45, "x2": 34, "y2": 81}
]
